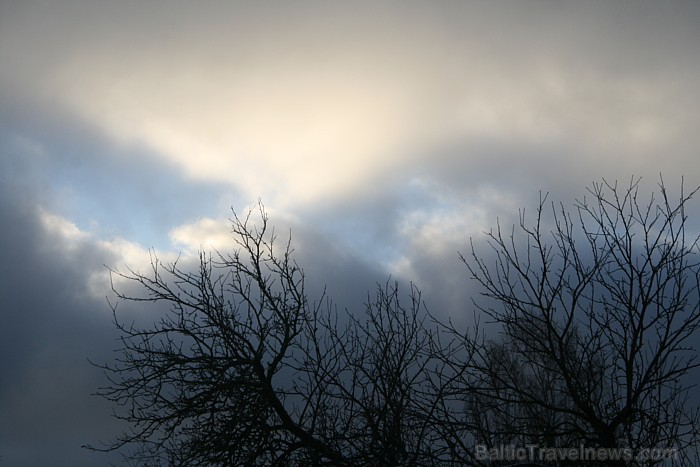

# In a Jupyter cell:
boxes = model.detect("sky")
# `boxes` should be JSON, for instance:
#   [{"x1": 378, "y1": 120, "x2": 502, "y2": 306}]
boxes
[{"x1": 1, "y1": 1, "x2": 699, "y2": 465}]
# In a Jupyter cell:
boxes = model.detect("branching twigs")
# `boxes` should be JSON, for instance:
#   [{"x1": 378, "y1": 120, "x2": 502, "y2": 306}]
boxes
[
  {"x1": 462, "y1": 177, "x2": 700, "y2": 466},
  {"x1": 90, "y1": 179, "x2": 700, "y2": 466}
]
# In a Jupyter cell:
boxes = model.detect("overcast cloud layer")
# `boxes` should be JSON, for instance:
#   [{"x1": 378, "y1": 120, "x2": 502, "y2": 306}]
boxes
[{"x1": 1, "y1": 1, "x2": 700, "y2": 464}]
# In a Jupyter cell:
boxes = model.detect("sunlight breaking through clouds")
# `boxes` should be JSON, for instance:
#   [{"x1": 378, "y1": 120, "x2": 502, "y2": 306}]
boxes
[{"x1": 5, "y1": 1, "x2": 695, "y2": 213}]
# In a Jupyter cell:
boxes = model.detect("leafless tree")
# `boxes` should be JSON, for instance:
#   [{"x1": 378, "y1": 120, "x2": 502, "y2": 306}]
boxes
[
  {"x1": 88, "y1": 204, "x2": 457, "y2": 465},
  {"x1": 461, "y1": 177, "x2": 700, "y2": 466},
  {"x1": 90, "y1": 178, "x2": 700, "y2": 466}
]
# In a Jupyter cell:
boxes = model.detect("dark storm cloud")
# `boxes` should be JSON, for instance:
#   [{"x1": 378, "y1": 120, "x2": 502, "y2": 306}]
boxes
[
  {"x1": 0, "y1": 82, "x2": 231, "y2": 465},
  {"x1": 0, "y1": 144, "x2": 124, "y2": 465}
]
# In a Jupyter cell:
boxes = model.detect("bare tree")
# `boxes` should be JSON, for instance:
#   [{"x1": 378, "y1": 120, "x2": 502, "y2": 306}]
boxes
[
  {"x1": 88, "y1": 204, "x2": 454, "y2": 465},
  {"x1": 90, "y1": 178, "x2": 700, "y2": 466},
  {"x1": 462, "y1": 177, "x2": 700, "y2": 465}
]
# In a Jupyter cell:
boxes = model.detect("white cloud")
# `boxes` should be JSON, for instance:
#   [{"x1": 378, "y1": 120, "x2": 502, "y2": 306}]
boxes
[
  {"x1": 38, "y1": 208, "x2": 88, "y2": 246},
  {"x1": 168, "y1": 217, "x2": 234, "y2": 253},
  {"x1": 387, "y1": 180, "x2": 517, "y2": 278},
  {"x1": 37, "y1": 205, "x2": 185, "y2": 300}
]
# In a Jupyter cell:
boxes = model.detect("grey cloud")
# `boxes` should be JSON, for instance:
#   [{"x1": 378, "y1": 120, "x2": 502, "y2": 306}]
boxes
[
  {"x1": 0, "y1": 102, "x2": 227, "y2": 464},
  {"x1": 2, "y1": 1, "x2": 700, "y2": 463},
  {"x1": 0, "y1": 162, "x2": 124, "y2": 465},
  {"x1": 0, "y1": 92, "x2": 238, "y2": 250}
]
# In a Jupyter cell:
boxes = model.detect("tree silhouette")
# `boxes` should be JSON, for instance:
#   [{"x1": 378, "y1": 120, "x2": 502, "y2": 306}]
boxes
[
  {"x1": 90, "y1": 179, "x2": 700, "y2": 466},
  {"x1": 460, "y1": 178, "x2": 700, "y2": 466},
  {"x1": 89, "y1": 206, "x2": 458, "y2": 465}
]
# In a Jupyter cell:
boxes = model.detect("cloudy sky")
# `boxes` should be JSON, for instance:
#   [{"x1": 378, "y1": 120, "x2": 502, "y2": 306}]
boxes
[{"x1": 1, "y1": 1, "x2": 699, "y2": 464}]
